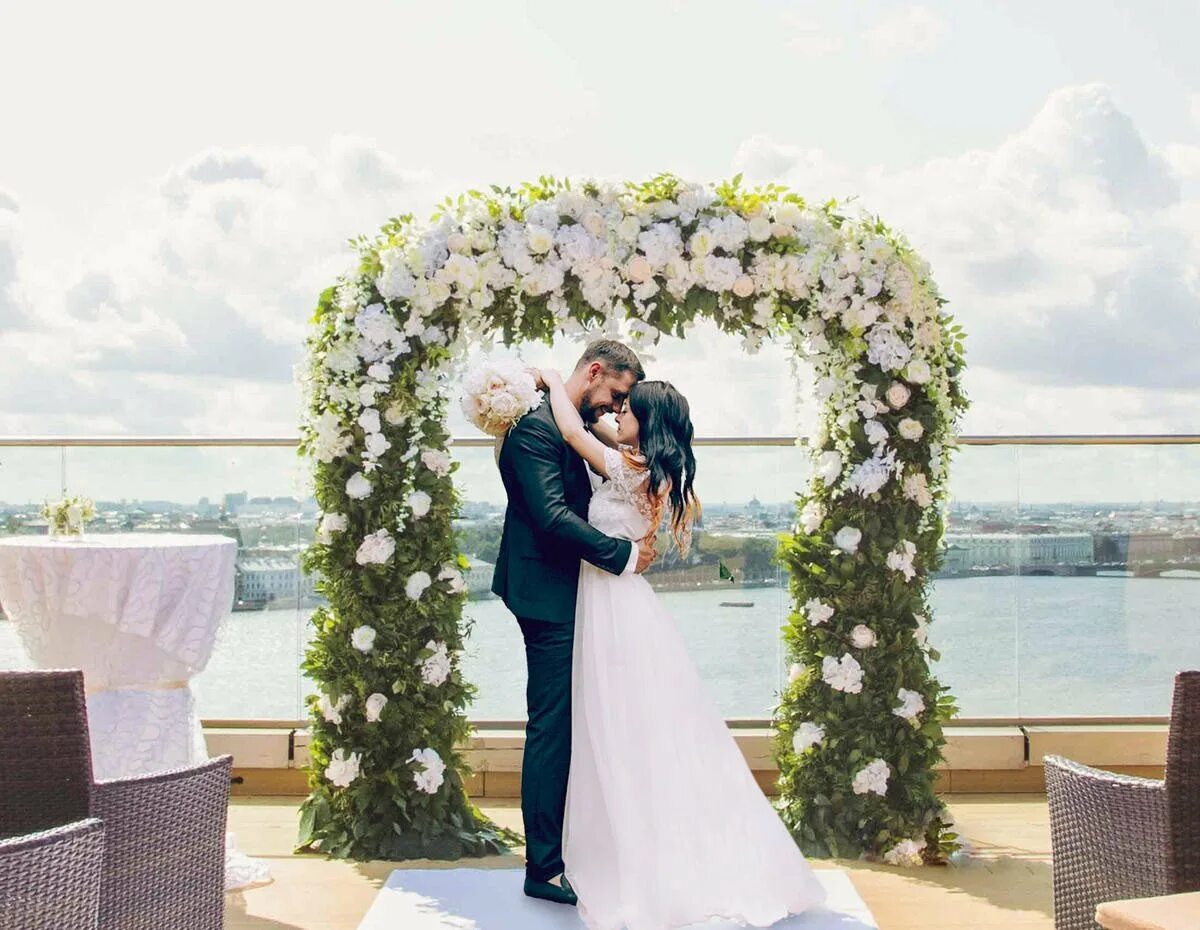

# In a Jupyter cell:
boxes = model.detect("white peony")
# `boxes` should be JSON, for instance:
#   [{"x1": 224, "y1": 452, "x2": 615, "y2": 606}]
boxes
[
  {"x1": 852, "y1": 758, "x2": 890, "y2": 796},
  {"x1": 355, "y1": 529, "x2": 395, "y2": 566},
  {"x1": 886, "y1": 381, "x2": 911, "y2": 409},
  {"x1": 316, "y1": 512, "x2": 348, "y2": 545},
  {"x1": 884, "y1": 837, "x2": 927, "y2": 867},
  {"x1": 799, "y1": 500, "x2": 825, "y2": 534},
  {"x1": 851, "y1": 624, "x2": 878, "y2": 649},
  {"x1": 409, "y1": 747, "x2": 446, "y2": 794},
  {"x1": 408, "y1": 490, "x2": 432, "y2": 518},
  {"x1": 792, "y1": 721, "x2": 825, "y2": 754},
  {"x1": 821, "y1": 654, "x2": 864, "y2": 694},
  {"x1": 805, "y1": 597, "x2": 835, "y2": 626},
  {"x1": 406, "y1": 570, "x2": 432, "y2": 600},
  {"x1": 364, "y1": 432, "x2": 391, "y2": 459},
  {"x1": 747, "y1": 214, "x2": 772, "y2": 242},
  {"x1": 362, "y1": 693, "x2": 387, "y2": 723},
  {"x1": 325, "y1": 748, "x2": 362, "y2": 788},
  {"x1": 903, "y1": 471, "x2": 934, "y2": 508},
  {"x1": 894, "y1": 688, "x2": 926, "y2": 721},
  {"x1": 816, "y1": 450, "x2": 843, "y2": 484},
  {"x1": 421, "y1": 449, "x2": 452, "y2": 477},
  {"x1": 350, "y1": 625, "x2": 377, "y2": 653},
  {"x1": 318, "y1": 693, "x2": 350, "y2": 726},
  {"x1": 357, "y1": 408, "x2": 381, "y2": 435},
  {"x1": 833, "y1": 525, "x2": 862, "y2": 554},
  {"x1": 419, "y1": 640, "x2": 453, "y2": 687},
  {"x1": 346, "y1": 472, "x2": 372, "y2": 500},
  {"x1": 898, "y1": 418, "x2": 924, "y2": 441}
]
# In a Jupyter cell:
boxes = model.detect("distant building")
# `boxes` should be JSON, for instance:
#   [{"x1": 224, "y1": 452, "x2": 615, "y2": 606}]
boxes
[
  {"x1": 223, "y1": 492, "x2": 248, "y2": 513},
  {"x1": 942, "y1": 533, "x2": 1093, "y2": 572},
  {"x1": 235, "y1": 557, "x2": 316, "y2": 605}
]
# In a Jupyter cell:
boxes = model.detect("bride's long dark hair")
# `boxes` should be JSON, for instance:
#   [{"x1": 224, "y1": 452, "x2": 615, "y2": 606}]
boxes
[{"x1": 625, "y1": 380, "x2": 700, "y2": 548}]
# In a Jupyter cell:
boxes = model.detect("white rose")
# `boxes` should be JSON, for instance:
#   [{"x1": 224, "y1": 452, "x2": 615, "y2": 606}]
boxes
[
  {"x1": 905, "y1": 358, "x2": 932, "y2": 384},
  {"x1": 527, "y1": 225, "x2": 555, "y2": 254},
  {"x1": 886, "y1": 382, "x2": 911, "y2": 409},
  {"x1": 747, "y1": 214, "x2": 772, "y2": 241},
  {"x1": 365, "y1": 692, "x2": 388, "y2": 723},
  {"x1": 625, "y1": 254, "x2": 653, "y2": 283},
  {"x1": 408, "y1": 490, "x2": 432, "y2": 518},
  {"x1": 792, "y1": 721, "x2": 825, "y2": 754},
  {"x1": 833, "y1": 525, "x2": 862, "y2": 554},
  {"x1": 351, "y1": 625, "x2": 377, "y2": 653},
  {"x1": 419, "y1": 640, "x2": 453, "y2": 686},
  {"x1": 346, "y1": 472, "x2": 372, "y2": 500},
  {"x1": 816, "y1": 450, "x2": 843, "y2": 484},
  {"x1": 318, "y1": 693, "x2": 350, "y2": 725},
  {"x1": 884, "y1": 837, "x2": 927, "y2": 867},
  {"x1": 732, "y1": 275, "x2": 755, "y2": 298},
  {"x1": 851, "y1": 624, "x2": 878, "y2": 649},
  {"x1": 799, "y1": 500, "x2": 825, "y2": 534},
  {"x1": 325, "y1": 748, "x2": 362, "y2": 789},
  {"x1": 899, "y1": 418, "x2": 924, "y2": 441},
  {"x1": 406, "y1": 570, "x2": 432, "y2": 600}
]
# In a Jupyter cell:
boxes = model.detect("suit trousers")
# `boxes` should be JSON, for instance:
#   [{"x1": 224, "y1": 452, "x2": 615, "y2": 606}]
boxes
[{"x1": 516, "y1": 614, "x2": 574, "y2": 881}]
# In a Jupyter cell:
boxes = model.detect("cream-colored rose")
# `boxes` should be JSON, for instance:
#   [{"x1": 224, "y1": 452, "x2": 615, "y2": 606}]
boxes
[
  {"x1": 625, "y1": 255, "x2": 653, "y2": 283},
  {"x1": 899, "y1": 418, "x2": 924, "y2": 441},
  {"x1": 732, "y1": 275, "x2": 755, "y2": 298},
  {"x1": 886, "y1": 382, "x2": 911, "y2": 409},
  {"x1": 851, "y1": 624, "x2": 878, "y2": 649}
]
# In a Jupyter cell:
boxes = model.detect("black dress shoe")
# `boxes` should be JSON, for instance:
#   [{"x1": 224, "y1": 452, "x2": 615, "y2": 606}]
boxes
[{"x1": 523, "y1": 873, "x2": 578, "y2": 906}]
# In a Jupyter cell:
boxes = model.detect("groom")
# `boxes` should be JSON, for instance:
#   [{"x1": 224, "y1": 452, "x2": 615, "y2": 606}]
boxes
[{"x1": 492, "y1": 339, "x2": 655, "y2": 906}]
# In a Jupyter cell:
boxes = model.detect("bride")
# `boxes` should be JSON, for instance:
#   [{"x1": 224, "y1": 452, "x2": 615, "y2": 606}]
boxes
[{"x1": 536, "y1": 368, "x2": 827, "y2": 930}]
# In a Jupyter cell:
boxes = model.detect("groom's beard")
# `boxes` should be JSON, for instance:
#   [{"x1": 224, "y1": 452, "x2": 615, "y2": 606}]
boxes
[{"x1": 578, "y1": 389, "x2": 605, "y2": 425}]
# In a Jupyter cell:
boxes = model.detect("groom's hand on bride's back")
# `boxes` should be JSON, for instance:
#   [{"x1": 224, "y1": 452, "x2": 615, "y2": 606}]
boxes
[{"x1": 635, "y1": 534, "x2": 658, "y2": 574}]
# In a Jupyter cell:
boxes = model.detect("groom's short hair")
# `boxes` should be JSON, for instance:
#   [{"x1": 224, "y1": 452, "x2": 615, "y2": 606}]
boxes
[{"x1": 575, "y1": 340, "x2": 645, "y2": 381}]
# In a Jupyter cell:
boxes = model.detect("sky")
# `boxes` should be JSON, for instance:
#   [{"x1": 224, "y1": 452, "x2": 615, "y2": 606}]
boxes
[{"x1": 1, "y1": 0, "x2": 1198, "y2": 506}]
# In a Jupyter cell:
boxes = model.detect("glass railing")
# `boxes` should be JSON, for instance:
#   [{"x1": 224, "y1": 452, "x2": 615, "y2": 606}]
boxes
[{"x1": 1, "y1": 435, "x2": 1197, "y2": 725}]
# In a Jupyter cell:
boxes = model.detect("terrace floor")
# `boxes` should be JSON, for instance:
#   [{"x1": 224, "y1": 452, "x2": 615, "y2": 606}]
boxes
[{"x1": 224, "y1": 794, "x2": 1055, "y2": 930}]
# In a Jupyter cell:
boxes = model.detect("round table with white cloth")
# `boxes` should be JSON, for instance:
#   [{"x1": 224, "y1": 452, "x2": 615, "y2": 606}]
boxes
[{"x1": 0, "y1": 532, "x2": 271, "y2": 890}]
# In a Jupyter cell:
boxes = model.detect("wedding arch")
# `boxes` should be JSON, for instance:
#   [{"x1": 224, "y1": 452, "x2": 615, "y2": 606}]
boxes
[{"x1": 297, "y1": 174, "x2": 969, "y2": 864}]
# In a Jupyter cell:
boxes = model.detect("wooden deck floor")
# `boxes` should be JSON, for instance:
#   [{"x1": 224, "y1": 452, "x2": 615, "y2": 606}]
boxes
[{"x1": 224, "y1": 795, "x2": 1054, "y2": 930}]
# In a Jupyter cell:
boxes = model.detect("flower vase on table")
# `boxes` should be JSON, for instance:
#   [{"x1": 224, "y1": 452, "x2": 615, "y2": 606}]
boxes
[{"x1": 40, "y1": 495, "x2": 95, "y2": 538}]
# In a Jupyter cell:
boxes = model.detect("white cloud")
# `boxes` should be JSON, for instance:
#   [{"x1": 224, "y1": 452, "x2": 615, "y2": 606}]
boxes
[
  {"x1": 863, "y1": 5, "x2": 950, "y2": 56},
  {"x1": 734, "y1": 83, "x2": 1200, "y2": 432},
  {"x1": 0, "y1": 191, "x2": 26, "y2": 328},
  {"x1": 1190, "y1": 93, "x2": 1200, "y2": 124},
  {"x1": 783, "y1": 16, "x2": 846, "y2": 57}
]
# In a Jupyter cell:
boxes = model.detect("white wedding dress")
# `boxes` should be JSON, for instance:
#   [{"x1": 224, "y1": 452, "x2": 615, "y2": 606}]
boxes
[{"x1": 563, "y1": 447, "x2": 827, "y2": 930}]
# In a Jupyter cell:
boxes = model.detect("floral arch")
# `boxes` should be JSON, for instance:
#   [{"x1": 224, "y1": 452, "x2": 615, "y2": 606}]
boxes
[{"x1": 297, "y1": 174, "x2": 969, "y2": 864}]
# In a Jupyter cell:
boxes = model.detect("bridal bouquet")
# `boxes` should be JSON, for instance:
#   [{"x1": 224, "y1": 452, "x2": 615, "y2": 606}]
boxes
[
  {"x1": 41, "y1": 495, "x2": 96, "y2": 537},
  {"x1": 460, "y1": 356, "x2": 543, "y2": 437}
]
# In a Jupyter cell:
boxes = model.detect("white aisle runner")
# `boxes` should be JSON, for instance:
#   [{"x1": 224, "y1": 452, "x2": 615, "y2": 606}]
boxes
[{"x1": 357, "y1": 868, "x2": 876, "y2": 930}]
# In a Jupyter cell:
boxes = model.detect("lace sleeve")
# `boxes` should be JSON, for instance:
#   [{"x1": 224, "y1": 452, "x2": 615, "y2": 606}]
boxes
[{"x1": 602, "y1": 446, "x2": 649, "y2": 499}]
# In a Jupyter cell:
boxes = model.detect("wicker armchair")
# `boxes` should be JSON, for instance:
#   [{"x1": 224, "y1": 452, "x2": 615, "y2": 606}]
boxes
[
  {"x1": 0, "y1": 818, "x2": 106, "y2": 930},
  {"x1": 0, "y1": 669, "x2": 93, "y2": 838},
  {"x1": 1045, "y1": 670, "x2": 1200, "y2": 930},
  {"x1": 93, "y1": 754, "x2": 232, "y2": 930}
]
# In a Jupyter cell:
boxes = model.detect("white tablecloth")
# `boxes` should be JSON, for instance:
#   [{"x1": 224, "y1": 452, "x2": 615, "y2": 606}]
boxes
[{"x1": 0, "y1": 532, "x2": 271, "y2": 890}]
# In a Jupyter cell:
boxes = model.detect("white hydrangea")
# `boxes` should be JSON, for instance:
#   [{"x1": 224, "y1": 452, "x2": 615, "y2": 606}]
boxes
[
  {"x1": 852, "y1": 758, "x2": 890, "y2": 796},
  {"x1": 406, "y1": 570, "x2": 432, "y2": 600},
  {"x1": 325, "y1": 748, "x2": 362, "y2": 788},
  {"x1": 792, "y1": 721, "x2": 825, "y2": 754},
  {"x1": 816, "y1": 450, "x2": 843, "y2": 484},
  {"x1": 407, "y1": 490, "x2": 432, "y2": 519},
  {"x1": 821, "y1": 654, "x2": 864, "y2": 694},
  {"x1": 346, "y1": 472, "x2": 373, "y2": 500},
  {"x1": 894, "y1": 688, "x2": 925, "y2": 721},
  {"x1": 903, "y1": 471, "x2": 934, "y2": 508},
  {"x1": 350, "y1": 625, "x2": 377, "y2": 653},
  {"x1": 846, "y1": 446, "x2": 897, "y2": 497},
  {"x1": 355, "y1": 529, "x2": 395, "y2": 566},
  {"x1": 799, "y1": 500, "x2": 825, "y2": 534},
  {"x1": 318, "y1": 693, "x2": 350, "y2": 726},
  {"x1": 805, "y1": 598, "x2": 835, "y2": 626},
  {"x1": 421, "y1": 449, "x2": 453, "y2": 477},
  {"x1": 866, "y1": 323, "x2": 913, "y2": 372},
  {"x1": 409, "y1": 747, "x2": 446, "y2": 794}
]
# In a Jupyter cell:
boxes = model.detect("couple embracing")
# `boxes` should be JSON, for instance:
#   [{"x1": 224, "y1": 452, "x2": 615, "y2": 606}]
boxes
[{"x1": 491, "y1": 339, "x2": 825, "y2": 930}]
